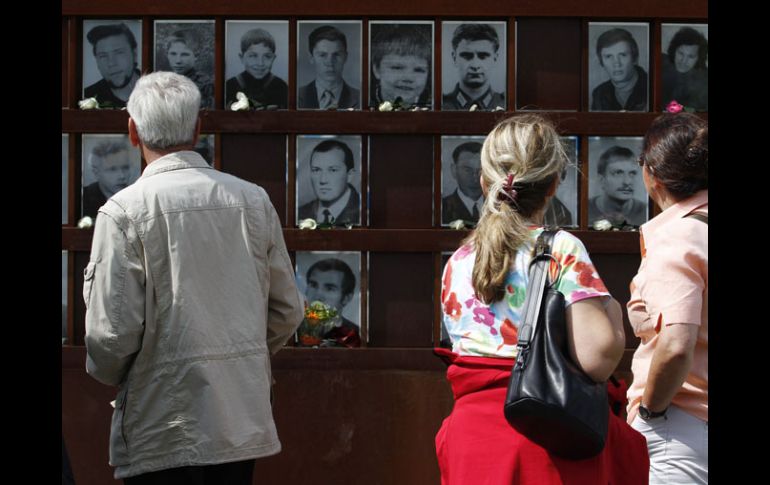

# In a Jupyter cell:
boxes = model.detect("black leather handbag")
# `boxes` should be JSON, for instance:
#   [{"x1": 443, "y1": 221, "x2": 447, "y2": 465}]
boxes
[{"x1": 503, "y1": 230, "x2": 609, "y2": 459}]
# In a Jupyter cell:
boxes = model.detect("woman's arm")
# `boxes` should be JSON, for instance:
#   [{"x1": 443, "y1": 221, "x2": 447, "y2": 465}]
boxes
[
  {"x1": 641, "y1": 321, "x2": 699, "y2": 412},
  {"x1": 565, "y1": 297, "x2": 626, "y2": 382}
]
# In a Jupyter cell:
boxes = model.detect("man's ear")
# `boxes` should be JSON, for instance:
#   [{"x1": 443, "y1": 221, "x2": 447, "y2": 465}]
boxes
[{"x1": 127, "y1": 118, "x2": 141, "y2": 147}]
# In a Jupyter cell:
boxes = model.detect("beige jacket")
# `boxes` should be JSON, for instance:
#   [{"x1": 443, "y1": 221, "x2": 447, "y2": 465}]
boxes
[{"x1": 84, "y1": 151, "x2": 303, "y2": 479}]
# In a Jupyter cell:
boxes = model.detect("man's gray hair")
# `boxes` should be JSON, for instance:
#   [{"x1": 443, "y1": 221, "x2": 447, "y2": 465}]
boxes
[{"x1": 127, "y1": 71, "x2": 201, "y2": 150}]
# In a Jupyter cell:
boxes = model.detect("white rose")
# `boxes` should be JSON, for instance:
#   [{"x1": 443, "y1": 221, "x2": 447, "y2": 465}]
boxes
[
  {"x1": 448, "y1": 219, "x2": 466, "y2": 230},
  {"x1": 592, "y1": 219, "x2": 613, "y2": 231},
  {"x1": 77, "y1": 216, "x2": 94, "y2": 229},
  {"x1": 78, "y1": 97, "x2": 99, "y2": 110},
  {"x1": 298, "y1": 218, "x2": 317, "y2": 230},
  {"x1": 230, "y1": 94, "x2": 250, "y2": 111},
  {"x1": 378, "y1": 101, "x2": 393, "y2": 112}
]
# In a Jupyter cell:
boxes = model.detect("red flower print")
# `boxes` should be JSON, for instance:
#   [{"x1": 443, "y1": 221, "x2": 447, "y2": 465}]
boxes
[
  {"x1": 549, "y1": 252, "x2": 577, "y2": 282},
  {"x1": 444, "y1": 292, "x2": 462, "y2": 320},
  {"x1": 575, "y1": 261, "x2": 609, "y2": 292},
  {"x1": 501, "y1": 318, "x2": 518, "y2": 346}
]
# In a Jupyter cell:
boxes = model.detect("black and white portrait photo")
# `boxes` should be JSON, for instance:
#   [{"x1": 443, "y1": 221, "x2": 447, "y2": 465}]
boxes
[
  {"x1": 441, "y1": 21, "x2": 506, "y2": 111},
  {"x1": 82, "y1": 19, "x2": 142, "y2": 108},
  {"x1": 370, "y1": 21, "x2": 434, "y2": 109},
  {"x1": 193, "y1": 134, "x2": 215, "y2": 166},
  {"x1": 543, "y1": 136, "x2": 579, "y2": 228},
  {"x1": 297, "y1": 21, "x2": 362, "y2": 110},
  {"x1": 441, "y1": 136, "x2": 485, "y2": 226},
  {"x1": 588, "y1": 22, "x2": 649, "y2": 112},
  {"x1": 225, "y1": 20, "x2": 289, "y2": 110},
  {"x1": 295, "y1": 251, "x2": 362, "y2": 347},
  {"x1": 588, "y1": 136, "x2": 648, "y2": 227},
  {"x1": 62, "y1": 250, "x2": 67, "y2": 344},
  {"x1": 62, "y1": 134, "x2": 68, "y2": 224},
  {"x1": 661, "y1": 23, "x2": 708, "y2": 112},
  {"x1": 81, "y1": 134, "x2": 142, "y2": 219},
  {"x1": 296, "y1": 135, "x2": 362, "y2": 227},
  {"x1": 154, "y1": 20, "x2": 215, "y2": 109}
]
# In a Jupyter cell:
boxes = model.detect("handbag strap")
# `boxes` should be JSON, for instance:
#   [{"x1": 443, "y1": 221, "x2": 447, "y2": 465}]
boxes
[
  {"x1": 685, "y1": 210, "x2": 708, "y2": 225},
  {"x1": 515, "y1": 230, "x2": 558, "y2": 350}
]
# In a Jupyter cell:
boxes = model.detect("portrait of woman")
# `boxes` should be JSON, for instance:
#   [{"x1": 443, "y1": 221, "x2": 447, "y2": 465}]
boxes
[{"x1": 661, "y1": 24, "x2": 708, "y2": 112}]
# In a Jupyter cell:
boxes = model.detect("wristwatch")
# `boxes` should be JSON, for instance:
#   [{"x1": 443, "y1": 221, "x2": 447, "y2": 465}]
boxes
[{"x1": 638, "y1": 404, "x2": 667, "y2": 420}]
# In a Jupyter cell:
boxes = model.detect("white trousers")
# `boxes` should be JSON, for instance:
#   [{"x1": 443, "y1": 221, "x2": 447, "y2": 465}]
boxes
[{"x1": 632, "y1": 405, "x2": 708, "y2": 484}]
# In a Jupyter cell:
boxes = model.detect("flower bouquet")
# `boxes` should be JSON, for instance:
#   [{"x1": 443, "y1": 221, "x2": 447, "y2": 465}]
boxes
[{"x1": 297, "y1": 301, "x2": 342, "y2": 347}]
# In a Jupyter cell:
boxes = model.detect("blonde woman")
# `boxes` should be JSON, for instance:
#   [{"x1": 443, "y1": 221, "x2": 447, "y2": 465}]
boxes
[{"x1": 435, "y1": 114, "x2": 648, "y2": 484}]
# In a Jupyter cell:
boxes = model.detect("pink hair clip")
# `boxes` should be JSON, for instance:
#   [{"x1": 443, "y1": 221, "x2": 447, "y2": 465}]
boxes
[{"x1": 499, "y1": 173, "x2": 518, "y2": 203}]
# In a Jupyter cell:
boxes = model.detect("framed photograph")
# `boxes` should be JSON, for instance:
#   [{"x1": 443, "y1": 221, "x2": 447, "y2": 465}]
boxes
[
  {"x1": 193, "y1": 134, "x2": 215, "y2": 166},
  {"x1": 587, "y1": 136, "x2": 647, "y2": 227},
  {"x1": 62, "y1": 250, "x2": 67, "y2": 344},
  {"x1": 543, "y1": 136, "x2": 579, "y2": 228},
  {"x1": 295, "y1": 251, "x2": 362, "y2": 347},
  {"x1": 441, "y1": 21, "x2": 506, "y2": 111},
  {"x1": 154, "y1": 20, "x2": 215, "y2": 109},
  {"x1": 82, "y1": 19, "x2": 142, "y2": 108},
  {"x1": 661, "y1": 23, "x2": 708, "y2": 112},
  {"x1": 62, "y1": 134, "x2": 68, "y2": 224},
  {"x1": 588, "y1": 22, "x2": 649, "y2": 112},
  {"x1": 440, "y1": 136, "x2": 485, "y2": 226},
  {"x1": 369, "y1": 21, "x2": 434, "y2": 109},
  {"x1": 81, "y1": 134, "x2": 142, "y2": 218},
  {"x1": 297, "y1": 21, "x2": 362, "y2": 110},
  {"x1": 296, "y1": 135, "x2": 362, "y2": 227},
  {"x1": 225, "y1": 20, "x2": 289, "y2": 110}
]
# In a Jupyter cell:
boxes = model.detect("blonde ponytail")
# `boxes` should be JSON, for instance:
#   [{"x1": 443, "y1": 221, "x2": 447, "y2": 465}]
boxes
[{"x1": 467, "y1": 114, "x2": 567, "y2": 304}]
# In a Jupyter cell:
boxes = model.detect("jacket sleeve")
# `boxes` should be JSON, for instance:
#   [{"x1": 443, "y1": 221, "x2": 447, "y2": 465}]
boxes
[
  {"x1": 83, "y1": 205, "x2": 146, "y2": 386},
  {"x1": 264, "y1": 202, "x2": 304, "y2": 354}
]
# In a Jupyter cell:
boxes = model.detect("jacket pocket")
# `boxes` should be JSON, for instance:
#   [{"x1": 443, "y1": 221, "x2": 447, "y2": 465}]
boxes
[{"x1": 82, "y1": 262, "x2": 97, "y2": 308}]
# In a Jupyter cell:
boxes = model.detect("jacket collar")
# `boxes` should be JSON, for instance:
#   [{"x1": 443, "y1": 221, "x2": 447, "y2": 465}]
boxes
[
  {"x1": 140, "y1": 151, "x2": 213, "y2": 179},
  {"x1": 640, "y1": 189, "x2": 708, "y2": 238}
]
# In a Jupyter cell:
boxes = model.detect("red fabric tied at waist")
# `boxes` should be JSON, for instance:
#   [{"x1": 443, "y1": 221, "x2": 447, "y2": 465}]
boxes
[{"x1": 433, "y1": 348, "x2": 649, "y2": 485}]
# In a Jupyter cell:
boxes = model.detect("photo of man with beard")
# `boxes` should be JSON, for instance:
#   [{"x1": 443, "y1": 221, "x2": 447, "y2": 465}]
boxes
[
  {"x1": 588, "y1": 143, "x2": 648, "y2": 227},
  {"x1": 83, "y1": 21, "x2": 141, "y2": 108}
]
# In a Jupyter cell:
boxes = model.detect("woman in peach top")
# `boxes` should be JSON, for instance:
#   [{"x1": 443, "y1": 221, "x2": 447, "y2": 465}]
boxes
[{"x1": 626, "y1": 112, "x2": 708, "y2": 484}]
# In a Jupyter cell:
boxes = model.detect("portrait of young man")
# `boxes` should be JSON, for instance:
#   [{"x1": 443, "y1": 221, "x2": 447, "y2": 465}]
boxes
[
  {"x1": 225, "y1": 20, "x2": 289, "y2": 110},
  {"x1": 297, "y1": 21, "x2": 362, "y2": 110},
  {"x1": 543, "y1": 136, "x2": 579, "y2": 228},
  {"x1": 369, "y1": 21, "x2": 434, "y2": 109},
  {"x1": 154, "y1": 20, "x2": 215, "y2": 109},
  {"x1": 296, "y1": 135, "x2": 362, "y2": 227},
  {"x1": 588, "y1": 136, "x2": 648, "y2": 227},
  {"x1": 81, "y1": 134, "x2": 142, "y2": 219},
  {"x1": 588, "y1": 22, "x2": 649, "y2": 112},
  {"x1": 441, "y1": 21, "x2": 506, "y2": 111},
  {"x1": 82, "y1": 20, "x2": 142, "y2": 108},
  {"x1": 62, "y1": 134, "x2": 69, "y2": 224},
  {"x1": 295, "y1": 251, "x2": 362, "y2": 347},
  {"x1": 661, "y1": 23, "x2": 708, "y2": 112},
  {"x1": 441, "y1": 136, "x2": 485, "y2": 226}
]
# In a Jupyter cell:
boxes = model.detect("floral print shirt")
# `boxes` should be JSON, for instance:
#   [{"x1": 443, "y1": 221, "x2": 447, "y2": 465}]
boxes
[{"x1": 441, "y1": 227, "x2": 610, "y2": 358}]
